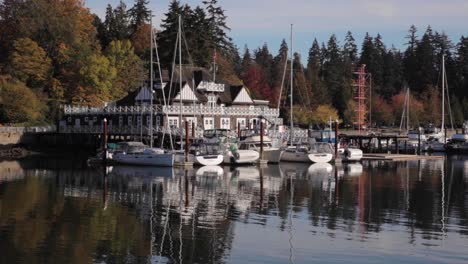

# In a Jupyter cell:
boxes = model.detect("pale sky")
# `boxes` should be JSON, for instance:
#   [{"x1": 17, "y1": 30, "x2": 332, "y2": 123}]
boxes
[{"x1": 85, "y1": 0, "x2": 468, "y2": 58}]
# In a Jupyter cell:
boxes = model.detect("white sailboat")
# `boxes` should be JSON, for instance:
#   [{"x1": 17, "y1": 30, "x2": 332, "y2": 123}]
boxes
[
  {"x1": 280, "y1": 25, "x2": 333, "y2": 164},
  {"x1": 427, "y1": 54, "x2": 453, "y2": 152},
  {"x1": 113, "y1": 15, "x2": 174, "y2": 167}
]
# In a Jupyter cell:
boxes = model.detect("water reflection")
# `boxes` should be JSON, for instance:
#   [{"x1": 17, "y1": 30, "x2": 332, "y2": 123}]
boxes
[{"x1": 0, "y1": 156, "x2": 468, "y2": 263}]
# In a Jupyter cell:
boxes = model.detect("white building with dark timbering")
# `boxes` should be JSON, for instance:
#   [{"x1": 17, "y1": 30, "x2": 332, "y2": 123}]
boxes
[{"x1": 60, "y1": 67, "x2": 282, "y2": 136}]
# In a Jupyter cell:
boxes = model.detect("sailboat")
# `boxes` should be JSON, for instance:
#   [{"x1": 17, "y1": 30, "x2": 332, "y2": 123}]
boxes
[
  {"x1": 114, "y1": 15, "x2": 174, "y2": 167},
  {"x1": 280, "y1": 25, "x2": 333, "y2": 163},
  {"x1": 427, "y1": 54, "x2": 453, "y2": 152}
]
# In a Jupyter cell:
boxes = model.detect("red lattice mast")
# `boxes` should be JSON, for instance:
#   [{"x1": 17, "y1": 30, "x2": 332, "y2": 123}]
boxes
[{"x1": 353, "y1": 65, "x2": 367, "y2": 134}]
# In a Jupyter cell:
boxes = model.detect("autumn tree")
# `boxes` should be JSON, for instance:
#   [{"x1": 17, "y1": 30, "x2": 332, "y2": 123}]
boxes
[
  {"x1": 311, "y1": 105, "x2": 339, "y2": 125},
  {"x1": 78, "y1": 54, "x2": 117, "y2": 104},
  {"x1": 105, "y1": 40, "x2": 145, "y2": 99},
  {"x1": 8, "y1": 38, "x2": 51, "y2": 89},
  {"x1": 241, "y1": 64, "x2": 273, "y2": 103},
  {"x1": 0, "y1": 76, "x2": 45, "y2": 123}
]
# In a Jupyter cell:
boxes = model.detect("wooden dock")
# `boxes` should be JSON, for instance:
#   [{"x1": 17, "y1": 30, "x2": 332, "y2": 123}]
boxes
[{"x1": 362, "y1": 154, "x2": 444, "y2": 161}]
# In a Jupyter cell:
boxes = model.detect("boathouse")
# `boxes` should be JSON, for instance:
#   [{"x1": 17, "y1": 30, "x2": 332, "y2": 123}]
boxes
[{"x1": 60, "y1": 67, "x2": 282, "y2": 135}]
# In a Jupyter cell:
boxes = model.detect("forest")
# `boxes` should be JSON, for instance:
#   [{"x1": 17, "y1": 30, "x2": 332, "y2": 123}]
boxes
[{"x1": 0, "y1": 0, "x2": 467, "y2": 127}]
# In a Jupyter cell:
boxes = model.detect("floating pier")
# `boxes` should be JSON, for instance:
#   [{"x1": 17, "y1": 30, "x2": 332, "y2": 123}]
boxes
[{"x1": 362, "y1": 154, "x2": 444, "y2": 161}]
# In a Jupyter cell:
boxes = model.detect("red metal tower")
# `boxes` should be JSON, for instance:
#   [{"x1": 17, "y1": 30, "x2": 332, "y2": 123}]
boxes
[{"x1": 353, "y1": 65, "x2": 367, "y2": 134}]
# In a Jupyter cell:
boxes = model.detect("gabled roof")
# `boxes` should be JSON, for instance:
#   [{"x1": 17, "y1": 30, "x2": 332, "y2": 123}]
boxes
[
  {"x1": 155, "y1": 82, "x2": 207, "y2": 104},
  {"x1": 217, "y1": 85, "x2": 254, "y2": 105}
]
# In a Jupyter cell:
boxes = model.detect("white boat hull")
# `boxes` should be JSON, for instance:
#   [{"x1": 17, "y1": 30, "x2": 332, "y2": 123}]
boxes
[
  {"x1": 308, "y1": 153, "x2": 333, "y2": 163},
  {"x1": 174, "y1": 153, "x2": 223, "y2": 166},
  {"x1": 339, "y1": 148, "x2": 363, "y2": 162},
  {"x1": 114, "y1": 153, "x2": 174, "y2": 167},
  {"x1": 195, "y1": 155, "x2": 224, "y2": 166},
  {"x1": 224, "y1": 150, "x2": 259, "y2": 164}
]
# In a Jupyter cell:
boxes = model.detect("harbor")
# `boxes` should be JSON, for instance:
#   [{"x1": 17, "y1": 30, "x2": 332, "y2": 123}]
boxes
[{"x1": 1, "y1": 155, "x2": 467, "y2": 263}]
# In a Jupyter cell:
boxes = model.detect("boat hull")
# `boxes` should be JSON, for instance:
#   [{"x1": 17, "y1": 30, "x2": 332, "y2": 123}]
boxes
[
  {"x1": 340, "y1": 148, "x2": 363, "y2": 162},
  {"x1": 224, "y1": 150, "x2": 259, "y2": 164},
  {"x1": 308, "y1": 153, "x2": 333, "y2": 163},
  {"x1": 114, "y1": 153, "x2": 174, "y2": 167},
  {"x1": 261, "y1": 149, "x2": 283, "y2": 163},
  {"x1": 280, "y1": 150, "x2": 310, "y2": 162}
]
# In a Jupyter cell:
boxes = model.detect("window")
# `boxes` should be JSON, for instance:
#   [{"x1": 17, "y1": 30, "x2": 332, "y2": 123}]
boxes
[
  {"x1": 220, "y1": 117, "x2": 230, "y2": 129},
  {"x1": 236, "y1": 118, "x2": 246, "y2": 129},
  {"x1": 186, "y1": 117, "x2": 197, "y2": 131},
  {"x1": 67, "y1": 116, "x2": 71, "y2": 122},
  {"x1": 168, "y1": 117, "x2": 179, "y2": 128},
  {"x1": 146, "y1": 116, "x2": 151, "y2": 126},
  {"x1": 93, "y1": 116, "x2": 97, "y2": 122},
  {"x1": 128, "y1": 116, "x2": 133, "y2": 126},
  {"x1": 119, "y1": 116, "x2": 123, "y2": 126},
  {"x1": 137, "y1": 116, "x2": 141, "y2": 126},
  {"x1": 207, "y1": 95, "x2": 217, "y2": 108},
  {"x1": 156, "y1": 116, "x2": 161, "y2": 127},
  {"x1": 84, "y1": 116, "x2": 89, "y2": 122},
  {"x1": 204, "y1": 117, "x2": 214, "y2": 129}
]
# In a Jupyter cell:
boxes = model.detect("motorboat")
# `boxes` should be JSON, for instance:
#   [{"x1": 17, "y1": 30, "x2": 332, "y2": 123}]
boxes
[
  {"x1": 281, "y1": 144, "x2": 311, "y2": 162},
  {"x1": 446, "y1": 133, "x2": 468, "y2": 154},
  {"x1": 223, "y1": 145, "x2": 260, "y2": 165},
  {"x1": 239, "y1": 135, "x2": 283, "y2": 163},
  {"x1": 113, "y1": 142, "x2": 174, "y2": 167},
  {"x1": 204, "y1": 130, "x2": 260, "y2": 165},
  {"x1": 338, "y1": 147, "x2": 363, "y2": 162}
]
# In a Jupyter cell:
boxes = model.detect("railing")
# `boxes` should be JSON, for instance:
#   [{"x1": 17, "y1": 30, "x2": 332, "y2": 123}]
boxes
[
  {"x1": 63, "y1": 104, "x2": 280, "y2": 117},
  {"x1": 0, "y1": 126, "x2": 56, "y2": 133}
]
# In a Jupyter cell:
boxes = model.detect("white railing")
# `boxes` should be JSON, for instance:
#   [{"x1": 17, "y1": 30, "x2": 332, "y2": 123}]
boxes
[
  {"x1": 0, "y1": 126, "x2": 56, "y2": 133},
  {"x1": 162, "y1": 105, "x2": 279, "y2": 117},
  {"x1": 63, "y1": 104, "x2": 280, "y2": 118}
]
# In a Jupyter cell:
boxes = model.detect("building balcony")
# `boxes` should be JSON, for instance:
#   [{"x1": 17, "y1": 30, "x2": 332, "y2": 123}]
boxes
[{"x1": 63, "y1": 104, "x2": 280, "y2": 118}]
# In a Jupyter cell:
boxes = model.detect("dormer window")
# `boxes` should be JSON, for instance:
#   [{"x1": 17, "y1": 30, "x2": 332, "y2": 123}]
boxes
[{"x1": 208, "y1": 95, "x2": 217, "y2": 108}]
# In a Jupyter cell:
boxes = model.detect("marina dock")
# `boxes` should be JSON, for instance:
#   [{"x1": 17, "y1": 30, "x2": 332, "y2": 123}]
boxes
[{"x1": 362, "y1": 154, "x2": 444, "y2": 161}]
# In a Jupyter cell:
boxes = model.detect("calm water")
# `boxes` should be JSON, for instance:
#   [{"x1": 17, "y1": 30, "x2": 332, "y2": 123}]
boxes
[{"x1": 1, "y1": 156, "x2": 468, "y2": 264}]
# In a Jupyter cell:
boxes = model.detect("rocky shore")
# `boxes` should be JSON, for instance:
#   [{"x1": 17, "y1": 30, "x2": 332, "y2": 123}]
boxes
[{"x1": 0, "y1": 145, "x2": 30, "y2": 160}]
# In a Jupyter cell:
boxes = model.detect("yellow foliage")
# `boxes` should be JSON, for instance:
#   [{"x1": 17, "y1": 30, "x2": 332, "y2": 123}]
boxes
[
  {"x1": 10, "y1": 38, "x2": 51, "y2": 86},
  {"x1": 312, "y1": 104, "x2": 339, "y2": 124},
  {"x1": 0, "y1": 76, "x2": 45, "y2": 123}
]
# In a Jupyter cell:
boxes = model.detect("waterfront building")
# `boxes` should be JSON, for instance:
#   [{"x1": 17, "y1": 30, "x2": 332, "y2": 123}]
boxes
[{"x1": 60, "y1": 67, "x2": 282, "y2": 136}]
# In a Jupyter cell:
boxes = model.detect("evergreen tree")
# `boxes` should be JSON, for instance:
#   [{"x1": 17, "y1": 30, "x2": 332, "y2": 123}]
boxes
[
  {"x1": 202, "y1": 0, "x2": 233, "y2": 54},
  {"x1": 323, "y1": 34, "x2": 349, "y2": 115},
  {"x1": 103, "y1": 1, "x2": 131, "y2": 45},
  {"x1": 158, "y1": 0, "x2": 185, "y2": 67},
  {"x1": 254, "y1": 43, "x2": 274, "y2": 86},
  {"x1": 272, "y1": 39, "x2": 288, "y2": 108},
  {"x1": 128, "y1": 0, "x2": 151, "y2": 33},
  {"x1": 343, "y1": 31, "x2": 358, "y2": 64},
  {"x1": 306, "y1": 39, "x2": 327, "y2": 103},
  {"x1": 456, "y1": 36, "x2": 468, "y2": 101},
  {"x1": 413, "y1": 26, "x2": 437, "y2": 94},
  {"x1": 403, "y1": 25, "x2": 419, "y2": 90},
  {"x1": 241, "y1": 45, "x2": 252, "y2": 72},
  {"x1": 293, "y1": 53, "x2": 313, "y2": 108}
]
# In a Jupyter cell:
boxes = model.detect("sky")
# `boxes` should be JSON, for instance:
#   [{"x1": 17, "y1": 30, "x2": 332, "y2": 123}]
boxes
[{"x1": 85, "y1": 0, "x2": 468, "y2": 58}]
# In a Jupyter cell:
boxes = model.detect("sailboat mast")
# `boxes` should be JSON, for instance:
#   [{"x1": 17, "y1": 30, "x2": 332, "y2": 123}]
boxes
[
  {"x1": 442, "y1": 54, "x2": 445, "y2": 136},
  {"x1": 289, "y1": 24, "x2": 294, "y2": 146},
  {"x1": 179, "y1": 15, "x2": 183, "y2": 151},
  {"x1": 149, "y1": 12, "x2": 154, "y2": 148}
]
